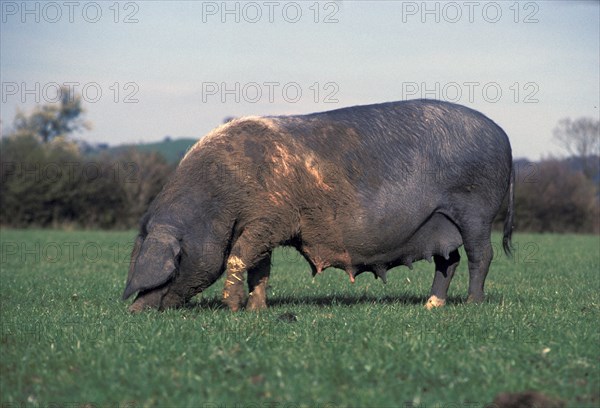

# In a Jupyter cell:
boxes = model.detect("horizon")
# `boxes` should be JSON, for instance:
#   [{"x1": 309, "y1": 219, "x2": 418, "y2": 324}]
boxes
[{"x1": 86, "y1": 133, "x2": 600, "y2": 165}]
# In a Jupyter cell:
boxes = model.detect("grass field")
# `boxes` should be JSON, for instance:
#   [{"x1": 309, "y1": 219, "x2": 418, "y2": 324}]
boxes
[{"x1": 1, "y1": 229, "x2": 598, "y2": 407}]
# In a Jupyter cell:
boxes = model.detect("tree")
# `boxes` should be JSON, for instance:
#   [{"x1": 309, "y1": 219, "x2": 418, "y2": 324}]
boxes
[
  {"x1": 11, "y1": 86, "x2": 90, "y2": 143},
  {"x1": 553, "y1": 117, "x2": 600, "y2": 180}
]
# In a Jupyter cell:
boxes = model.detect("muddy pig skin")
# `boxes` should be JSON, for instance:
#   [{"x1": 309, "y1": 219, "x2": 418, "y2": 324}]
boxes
[{"x1": 123, "y1": 99, "x2": 514, "y2": 312}]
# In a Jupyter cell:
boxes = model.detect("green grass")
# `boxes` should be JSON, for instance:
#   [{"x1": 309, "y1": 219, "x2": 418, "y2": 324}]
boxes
[{"x1": 1, "y1": 230, "x2": 598, "y2": 407}]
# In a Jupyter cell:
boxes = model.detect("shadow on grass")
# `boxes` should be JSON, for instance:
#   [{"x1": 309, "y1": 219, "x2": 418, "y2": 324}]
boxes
[{"x1": 186, "y1": 293, "x2": 475, "y2": 311}]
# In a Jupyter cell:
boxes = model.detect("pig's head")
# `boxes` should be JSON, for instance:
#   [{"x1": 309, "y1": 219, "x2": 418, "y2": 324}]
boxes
[{"x1": 122, "y1": 211, "x2": 228, "y2": 313}]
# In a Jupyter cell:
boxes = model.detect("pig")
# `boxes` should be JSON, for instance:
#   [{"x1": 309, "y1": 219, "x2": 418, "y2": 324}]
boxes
[{"x1": 122, "y1": 99, "x2": 514, "y2": 312}]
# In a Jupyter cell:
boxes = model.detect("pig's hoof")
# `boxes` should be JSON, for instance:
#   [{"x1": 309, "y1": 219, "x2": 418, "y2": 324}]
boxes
[
  {"x1": 128, "y1": 299, "x2": 146, "y2": 313},
  {"x1": 246, "y1": 294, "x2": 267, "y2": 311},
  {"x1": 466, "y1": 294, "x2": 485, "y2": 304},
  {"x1": 223, "y1": 291, "x2": 245, "y2": 312},
  {"x1": 425, "y1": 295, "x2": 446, "y2": 310}
]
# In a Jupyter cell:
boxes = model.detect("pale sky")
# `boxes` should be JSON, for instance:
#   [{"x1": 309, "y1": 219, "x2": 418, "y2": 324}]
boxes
[{"x1": 1, "y1": 0, "x2": 599, "y2": 160}]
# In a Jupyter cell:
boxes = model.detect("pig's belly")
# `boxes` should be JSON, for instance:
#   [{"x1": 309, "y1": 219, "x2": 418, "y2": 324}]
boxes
[
  {"x1": 299, "y1": 212, "x2": 463, "y2": 275},
  {"x1": 348, "y1": 213, "x2": 463, "y2": 269}
]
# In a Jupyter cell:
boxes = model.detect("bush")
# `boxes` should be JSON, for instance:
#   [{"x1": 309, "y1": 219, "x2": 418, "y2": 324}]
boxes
[
  {"x1": 514, "y1": 159, "x2": 599, "y2": 233},
  {"x1": 0, "y1": 135, "x2": 172, "y2": 229},
  {"x1": 111, "y1": 148, "x2": 173, "y2": 227}
]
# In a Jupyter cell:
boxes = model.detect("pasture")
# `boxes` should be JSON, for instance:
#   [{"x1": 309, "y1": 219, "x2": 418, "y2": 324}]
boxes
[{"x1": 1, "y1": 229, "x2": 598, "y2": 407}]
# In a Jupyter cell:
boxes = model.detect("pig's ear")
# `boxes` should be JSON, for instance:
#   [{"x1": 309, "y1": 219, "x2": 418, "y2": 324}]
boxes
[{"x1": 122, "y1": 234, "x2": 181, "y2": 300}]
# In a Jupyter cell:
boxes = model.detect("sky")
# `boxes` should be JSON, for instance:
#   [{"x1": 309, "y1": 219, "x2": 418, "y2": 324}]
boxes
[{"x1": 1, "y1": 0, "x2": 599, "y2": 160}]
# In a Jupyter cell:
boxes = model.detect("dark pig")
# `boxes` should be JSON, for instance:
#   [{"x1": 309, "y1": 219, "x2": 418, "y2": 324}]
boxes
[{"x1": 122, "y1": 99, "x2": 514, "y2": 312}]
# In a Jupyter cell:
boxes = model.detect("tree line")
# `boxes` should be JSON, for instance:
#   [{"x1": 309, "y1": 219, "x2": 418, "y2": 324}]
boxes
[
  {"x1": 1, "y1": 90, "x2": 598, "y2": 232},
  {"x1": 0, "y1": 134, "x2": 173, "y2": 229}
]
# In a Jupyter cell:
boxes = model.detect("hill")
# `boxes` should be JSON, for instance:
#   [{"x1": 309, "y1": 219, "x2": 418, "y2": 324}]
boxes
[{"x1": 85, "y1": 137, "x2": 197, "y2": 165}]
